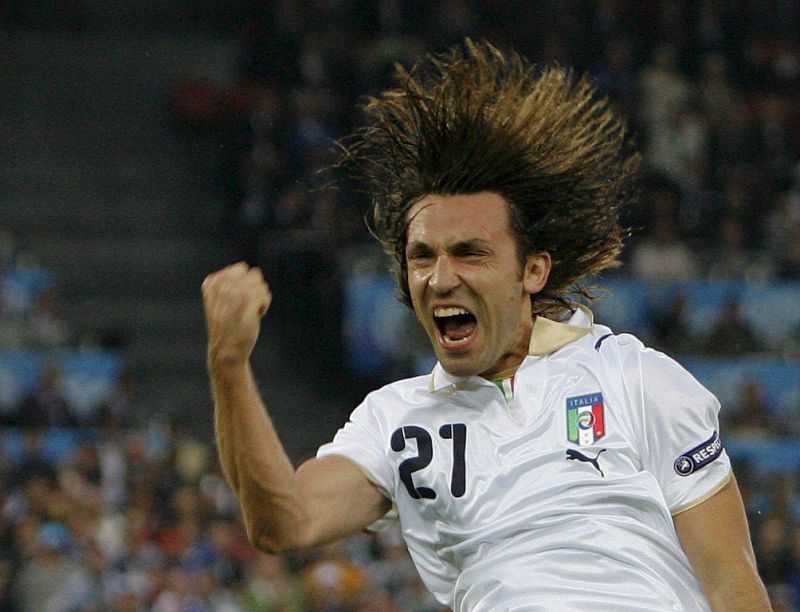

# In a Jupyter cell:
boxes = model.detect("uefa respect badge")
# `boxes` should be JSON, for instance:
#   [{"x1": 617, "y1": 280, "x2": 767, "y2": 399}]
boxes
[
  {"x1": 673, "y1": 431, "x2": 723, "y2": 476},
  {"x1": 567, "y1": 392, "x2": 606, "y2": 446}
]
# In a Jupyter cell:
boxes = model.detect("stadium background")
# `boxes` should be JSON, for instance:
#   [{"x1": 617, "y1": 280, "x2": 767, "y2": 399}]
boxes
[{"x1": 2, "y1": 0, "x2": 800, "y2": 609}]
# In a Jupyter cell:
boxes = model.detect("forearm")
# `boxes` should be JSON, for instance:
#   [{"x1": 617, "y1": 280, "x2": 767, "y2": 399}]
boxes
[
  {"x1": 202, "y1": 263, "x2": 387, "y2": 551},
  {"x1": 675, "y1": 477, "x2": 771, "y2": 612},
  {"x1": 210, "y1": 357, "x2": 308, "y2": 552},
  {"x1": 702, "y1": 560, "x2": 770, "y2": 612}
]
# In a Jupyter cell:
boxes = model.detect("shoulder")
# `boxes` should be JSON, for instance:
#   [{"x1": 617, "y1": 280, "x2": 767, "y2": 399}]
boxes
[
  {"x1": 590, "y1": 328, "x2": 719, "y2": 421},
  {"x1": 588, "y1": 327, "x2": 708, "y2": 396},
  {"x1": 585, "y1": 325, "x2": 672, "y2": 370},
  {"x1": 588, "y1": 323, "x2": 645, "y2": 353},
  {"x1": 563, "y1": 324, "x2": 697, "y2": 396},
  {"x1": 560, "y1": 321, "x2": 646, "y2": 365}
]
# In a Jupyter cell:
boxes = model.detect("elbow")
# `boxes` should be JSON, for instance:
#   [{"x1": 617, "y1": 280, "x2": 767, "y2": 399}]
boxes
[
  {"x1": 238, "y1": 486, "x2": 316, "y2": 554},
  {"x1": 250, "y1": 527, "x2": 298, "y2": 555},
  {"x1": 245, "y1": 514, "x2": 312, "y2": 555},
  {"x1": 251, "y1": 533, "x2": 292, "y2": 555}
]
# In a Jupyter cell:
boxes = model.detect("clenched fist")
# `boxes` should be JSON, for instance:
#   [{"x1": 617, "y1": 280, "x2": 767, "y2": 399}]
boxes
[{"x1": 202, "y1": 262, "x2": 272, "y2": 366}]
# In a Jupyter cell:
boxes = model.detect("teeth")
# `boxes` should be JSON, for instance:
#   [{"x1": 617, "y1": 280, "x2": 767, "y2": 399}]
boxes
[{"x1": 434, "y1": 307, "x2": 470, "y2": 318}]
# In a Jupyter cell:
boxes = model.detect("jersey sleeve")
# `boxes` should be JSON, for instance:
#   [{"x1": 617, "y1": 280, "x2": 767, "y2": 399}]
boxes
[
  {"x1": 316, "y1": 396, "x2": 398, "y2": 530},
  {"x1": 637, "y1": 347, "x2": 732, "y2": 514}
]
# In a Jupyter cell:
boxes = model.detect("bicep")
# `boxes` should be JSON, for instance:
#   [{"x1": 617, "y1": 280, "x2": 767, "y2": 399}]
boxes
[
  {"x1": 295, "y1": 454, "x2": 392, "y2": 547},
  {"x1": 674, "y1": 475, "x2": 770, "y2": 611}
]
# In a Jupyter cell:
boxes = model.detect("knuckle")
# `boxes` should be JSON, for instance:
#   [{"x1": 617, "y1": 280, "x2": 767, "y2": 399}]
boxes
[{"x1": 202, "y1": 271, "x2": 217, "y2": 287}]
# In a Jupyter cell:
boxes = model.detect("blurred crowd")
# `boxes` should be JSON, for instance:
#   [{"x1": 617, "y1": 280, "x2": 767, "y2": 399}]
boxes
[
  {"x1": 0, "y1": 424, "x2": 440, "y2": 611},
  {"x1": 168, "y1": 0, "x2": 800, "y2": 286},
  {"x1": 0, "y1": 227, "x2": 127, "y2": 430},
  {"x1": 3, "y1": 0, "x2": 800, "y2": 610},
  {"x1": 0, "y1": 415, "x2": 798, "y2": 611},
  {"x1": 0, "y1": 228, "x2": 70, "y2": 351}
]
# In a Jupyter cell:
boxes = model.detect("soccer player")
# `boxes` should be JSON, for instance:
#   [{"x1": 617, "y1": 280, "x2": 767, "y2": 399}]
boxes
[{"x1": 202, "y1": 42, "x2": 769, "y2": 610}]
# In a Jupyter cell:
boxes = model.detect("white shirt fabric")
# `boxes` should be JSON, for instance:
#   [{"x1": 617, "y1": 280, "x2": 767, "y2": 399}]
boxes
[{"x1": 317, "y1": 307, "x2": 731, "y2": 611}]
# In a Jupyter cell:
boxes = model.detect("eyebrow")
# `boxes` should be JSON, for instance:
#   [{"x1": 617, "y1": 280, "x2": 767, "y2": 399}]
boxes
[{"x1": 406, "y1": 238, "x2": 492, "y2": 254}]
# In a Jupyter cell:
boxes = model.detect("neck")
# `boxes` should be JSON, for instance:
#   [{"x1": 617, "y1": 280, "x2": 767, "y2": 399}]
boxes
[{"x1": 488, "y1": 364, "x2": 520, "y2": 381}]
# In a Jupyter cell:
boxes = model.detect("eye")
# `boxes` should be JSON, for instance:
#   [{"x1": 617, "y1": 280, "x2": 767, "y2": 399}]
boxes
[
  {"x1": 406, "y1": 245, "x2": 435, "y2": 263},
  {"x1": 451, "y1": 240, "x2": 491, "y2": 260},
  {"x1": 457, "y1": 249, "x2": 489, "y2": 261}
]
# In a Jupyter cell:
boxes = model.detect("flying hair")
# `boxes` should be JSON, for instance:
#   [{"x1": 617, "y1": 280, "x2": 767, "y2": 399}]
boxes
[{"x1": 339, "y1": 40, "x2": 640, "y2": 317}]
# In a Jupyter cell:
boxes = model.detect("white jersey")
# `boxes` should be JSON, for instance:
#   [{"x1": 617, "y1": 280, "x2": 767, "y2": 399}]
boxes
[{"x1": 318, "y1": 307, "x2": 730, "y2": 611}]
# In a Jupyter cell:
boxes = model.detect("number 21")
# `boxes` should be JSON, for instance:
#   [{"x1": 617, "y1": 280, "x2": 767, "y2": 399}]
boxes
[{"x1": 390, "y1": 424, "x2": 467, "y2": 499}]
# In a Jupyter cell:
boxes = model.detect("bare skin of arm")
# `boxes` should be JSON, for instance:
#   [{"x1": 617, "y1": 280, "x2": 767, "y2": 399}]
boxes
[
  {"x1": 674, "y1": 475, "x2": 771, "y2": 612},
  {"x1": 203, "y1": 262, "x2": 391, "y2": 553}
]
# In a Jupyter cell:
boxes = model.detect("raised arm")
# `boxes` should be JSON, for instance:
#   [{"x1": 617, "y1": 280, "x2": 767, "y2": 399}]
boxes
[
  {"x1": 202, "y1": 262, "x2": 391, "y2": 553},
  {"x1": 673, "y1": 475, "x2": 770, "y2": 611}
]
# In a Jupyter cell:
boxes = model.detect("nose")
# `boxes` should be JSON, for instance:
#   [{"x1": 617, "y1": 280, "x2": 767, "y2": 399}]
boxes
[{"x1": 429, "y1": 255, "x2": 460, "y2": 294}]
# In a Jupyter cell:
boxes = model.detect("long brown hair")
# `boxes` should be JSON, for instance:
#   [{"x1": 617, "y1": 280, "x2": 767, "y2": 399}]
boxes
[{"x1": 340, "y1": 40, "x2": 639, "y2": 316}]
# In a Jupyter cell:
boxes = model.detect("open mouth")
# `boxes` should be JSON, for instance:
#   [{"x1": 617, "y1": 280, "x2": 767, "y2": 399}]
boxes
[{"x1": 434, "y1": 306, "x2": 477, "y2": 347}]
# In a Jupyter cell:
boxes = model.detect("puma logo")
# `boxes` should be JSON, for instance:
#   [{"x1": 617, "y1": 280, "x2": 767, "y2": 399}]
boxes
[{"x1": 566, "y1": 448, "x2": 607, "y2": 477}]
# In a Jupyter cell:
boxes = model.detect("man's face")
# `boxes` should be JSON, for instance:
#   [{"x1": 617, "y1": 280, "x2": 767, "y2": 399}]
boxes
[{"x1": 405, "y1": 192, "x2": 550, "y2": 378}]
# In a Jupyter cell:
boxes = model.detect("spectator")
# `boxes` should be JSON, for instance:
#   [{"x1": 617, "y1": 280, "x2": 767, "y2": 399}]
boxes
[
  {"x1": 704, "y1": 298, "x2": 762, "y2": 356},
  {"x1": 13, "y1": 522, "x2": 78, "y2": 611},
  {"x1": 239, "y1": 553, "x2": 308, "y2": 611},
  {"x1": 788, "y1": 530, "x2": 800, "y2": 610},
  {"x1": 755, "y1": 514, "x2": 794, "y2": 594},
  {"x1": 26, "y1": 287, "x2": 72, "y2": 348},
  {"x1": 639, "y1": 44, "x2": 691, "y2": 129},
  {"x1": 16, "y1": 365, "x2": 75, "y2": 428},
  {"x1": 706, "y1": 216, "x2": 773, "y2": 280},
  {"x1": 0, "y1": 227, "x2": 17, "y2": 267},
  {"x1": 754, "y1": 94, "x2": 796, "y2": 182},
  {"x1": 44, "y1": 542, "x2": 111, "y2": 611},
  {"x1": 708, "y1": 101, "x2": 759, "y2": 182},
  {"x1": 776, "y1": 225, "x2": 800, "y2": 280},
  {"x1": 11, "y1": 430, "x2": 57, "y2": 486},
  {"x1": 96, "y1": 371, "x2": 137, "y2": 429},
  {"x1": 648, "y1": 99, "x2": 709, "y2": 190},
  {"x1": 0, "y1": 554, "x2": 13, "y2": 612},
  {"x1": 764, "y1": 188, "x2": 800, "y2": 265},
  {"x1": 589, "y1": 38, "x2": 639, "y2": 121},
  {"x1": 698, "y1": 52, "x2": 740, "y2": 129},
  {"x1": 726, "y1": 380, "x2": 776, "y2": 438},
  {"x1": 300, "y1": 542, "x2": 369, "y2": 611},
  {"x1": 630, "y1": 216, "x2": 699, "y2": 281},
  {"x1": 647, "y1": 290, "x2": 701, "y2": 355}
]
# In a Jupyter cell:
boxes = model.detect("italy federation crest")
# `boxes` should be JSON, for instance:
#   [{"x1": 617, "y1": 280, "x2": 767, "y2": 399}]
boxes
[{"x1": 567, "y1": 392, "x2": 606, "y2": 446}]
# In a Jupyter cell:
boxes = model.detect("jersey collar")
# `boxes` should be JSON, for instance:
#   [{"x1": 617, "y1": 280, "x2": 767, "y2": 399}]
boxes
[
  {"x1": 428, "y1": 305, "x2": 593, "y2": 392},
  {"x1": 528, "y1": 304, "x2": 593, "y2": 356}
]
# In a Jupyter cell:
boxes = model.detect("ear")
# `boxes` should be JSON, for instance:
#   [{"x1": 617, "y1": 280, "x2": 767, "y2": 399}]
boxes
[{"x1": 523, "y1": 251, "x2": 551, "y2": 295}]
